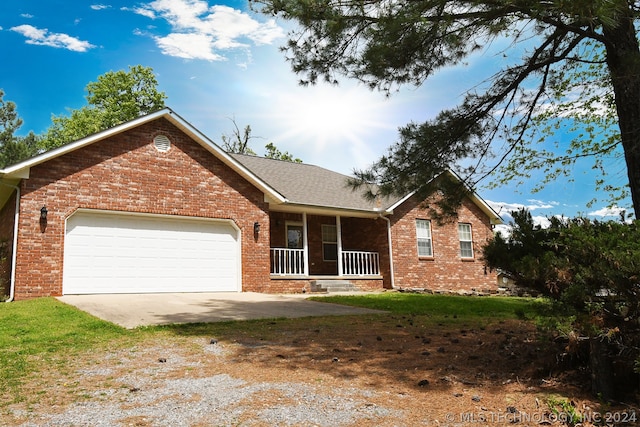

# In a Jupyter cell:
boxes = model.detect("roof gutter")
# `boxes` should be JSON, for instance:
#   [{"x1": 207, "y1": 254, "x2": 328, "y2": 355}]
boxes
[
  {"x1": 379, "y1": 213, "x2": 396, "y2": 289},
  {"x1": 0, "y1": 181, "x2": 20, "y2": 302}
]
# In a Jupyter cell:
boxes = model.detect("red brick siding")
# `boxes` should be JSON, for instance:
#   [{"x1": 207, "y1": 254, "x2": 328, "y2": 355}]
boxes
[
  {"x1": 390, "y1": 194, "x2": 497, "y2": 292},
  {"x1": 13, "y1": 118, "x2": 270, "y2": 299}
]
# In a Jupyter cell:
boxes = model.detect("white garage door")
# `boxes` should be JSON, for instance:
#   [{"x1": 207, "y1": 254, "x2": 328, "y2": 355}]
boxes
[{"x1": 63, "y1": 211, "x2": 240, "y2": 294}]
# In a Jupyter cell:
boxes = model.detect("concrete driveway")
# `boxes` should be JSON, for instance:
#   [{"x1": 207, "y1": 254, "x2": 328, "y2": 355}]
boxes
[{"x1": 57, "y1": 292, "x2": 385, "y2": 329}]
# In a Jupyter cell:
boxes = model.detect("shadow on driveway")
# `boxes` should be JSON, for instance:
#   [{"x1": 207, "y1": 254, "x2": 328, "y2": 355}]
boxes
[{"x1": 57, "y1": 292, "x2": 386, "y2": 328}]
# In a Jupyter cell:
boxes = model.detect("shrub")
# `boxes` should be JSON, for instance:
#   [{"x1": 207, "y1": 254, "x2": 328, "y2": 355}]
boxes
[{"x1": 483, "y1": 208, "x2": 640, "y2": 400}]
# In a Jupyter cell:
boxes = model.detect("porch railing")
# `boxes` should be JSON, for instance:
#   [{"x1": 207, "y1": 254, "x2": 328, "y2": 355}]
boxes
[
  {"x1": 271, "y1": 248, "x2": 305, "y2": 275},
  {"x1": 270, "y1": 248, "x2": 380, "y2": 276},
  {"x1": 342, "y1": 250, "x2": 380, "y2": 276}
]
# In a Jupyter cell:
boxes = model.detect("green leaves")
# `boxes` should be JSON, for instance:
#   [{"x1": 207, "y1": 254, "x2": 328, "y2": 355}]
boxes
[
  {"x1": 483, "y1": 209, "x2": 640, "y2": 325},
  {"x1": 253, "y1": 0, "x2": 640, "y2": 217},
  {"x1": 39, "y1": 66, "x2": 166, "y2": 150},
  {"x1": 0, "y1": 91, "x2": 39, "y2": 167}
]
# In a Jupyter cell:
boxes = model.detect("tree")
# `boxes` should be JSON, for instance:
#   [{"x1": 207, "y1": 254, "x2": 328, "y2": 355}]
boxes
[
  {"x1": 221, "y1": 119, "x2": 257, "y2": 155},
  {"x1": 0, "y1": 90, "x2": 39, "y2": 167},
  {"x1": 221, "y1": 119, "x2": 303, "y2": 162},
  {"x1": 265, "y1": 142, "x2": 302, "y2": 163},
  {"x1": 40, "y1": 65, "x2": 166, "y2": 150},
  {"x1": 252, "y1": 0, "x2": 640, "y2": 218},
  {"x1": 483, "y1": 210, "x2": 640, "y2": 399}
]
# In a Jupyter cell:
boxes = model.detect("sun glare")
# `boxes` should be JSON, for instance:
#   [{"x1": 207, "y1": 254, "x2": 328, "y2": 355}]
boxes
[{"x1": 272, "y1": 84, "x2": 392, "y2": 149}]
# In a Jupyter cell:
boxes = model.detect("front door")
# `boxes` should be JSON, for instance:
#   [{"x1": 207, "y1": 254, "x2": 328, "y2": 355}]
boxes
[{"x1": 287, "y1": 223, "x2": 303, "y2": 249}]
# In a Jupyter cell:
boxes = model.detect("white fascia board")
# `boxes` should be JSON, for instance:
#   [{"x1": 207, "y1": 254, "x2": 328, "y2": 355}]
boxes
[
  {"x1": 384, "y1": 191, "x2": 415, "y2": 213},
  {"x1": 469, "y1": 192, "x2": 504, "y2": 225},
  {"x1": 269, "y1": 201, "x2": 382, "y2": 219},
  {"x1": 0, "y1": 108, "x2": 287, "y2": 204},
  {"x1": 381, "y1": 170, "x2": 503, "y2": 224},
  {"x1": 163, "y1": 110, "x2": 287, "y2": 204},
  {"x1": 444, "y1": 169, "x2": 503, "y2": 224},
  {"x1": 0, "y1": 109, "x2": 170, "y2": 179}
]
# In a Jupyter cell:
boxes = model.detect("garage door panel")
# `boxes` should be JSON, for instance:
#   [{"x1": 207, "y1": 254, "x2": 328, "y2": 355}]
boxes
[{"x1": 63, "y1": 212, "x2": 240, "y2": 294}]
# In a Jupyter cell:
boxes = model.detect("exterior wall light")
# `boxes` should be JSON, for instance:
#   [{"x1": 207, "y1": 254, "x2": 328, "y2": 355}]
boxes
[
  {"x1": 253, "y1": 221, "x2": 260, "y2": 235},
  {"x1": 40, "y1": 205, "x2": 48, "y2": 233}
]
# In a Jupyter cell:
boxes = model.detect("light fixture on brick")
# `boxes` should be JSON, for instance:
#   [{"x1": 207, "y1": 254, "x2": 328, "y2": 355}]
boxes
[
  {"x1": 39, "y1": 205, "x2": 48, "y2": 233},
  {"x1": 253, "y1": 221, "x2": 260, "y2": 235}
]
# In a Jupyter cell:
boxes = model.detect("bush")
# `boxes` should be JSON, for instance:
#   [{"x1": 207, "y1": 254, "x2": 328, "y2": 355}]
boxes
[{"x1": 483, "y1": 209, "x2": 640, "y2": 400}]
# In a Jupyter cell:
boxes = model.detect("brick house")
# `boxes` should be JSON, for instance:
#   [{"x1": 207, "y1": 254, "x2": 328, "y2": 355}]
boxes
[{"x1": 0, "y1": 108, "x2": 502, "y2": 301}]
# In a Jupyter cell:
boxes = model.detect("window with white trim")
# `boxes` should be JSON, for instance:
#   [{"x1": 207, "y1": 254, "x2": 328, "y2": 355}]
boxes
[
  {"x1": 415, "y1": 219, "x2": 433, "y2": 257},
  {"x1": 322, "y1": 224, "x2": 338, "y2": 261},
  {"x1": 458, "y1": 223, "x2": 474, "y2": 258}
]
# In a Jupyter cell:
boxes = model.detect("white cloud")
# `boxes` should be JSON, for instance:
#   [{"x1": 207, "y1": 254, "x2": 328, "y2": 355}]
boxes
[
  {"x1": 485, "y1": 199, "x2": 557, "y2": 217},
  {"x1": 10, "y1": 25, "x2": 95, "y2": 52},
  {"x1": 20, "y1": 13, "x2": 34, "y2": 19},
  {"x1": 131, "y1": 0, "x2": 284, "y2": 62},
  {"x1": 90, "y1": 4, "x2": 111, "y2": 10},
  {"x1": 588, "y1": 206, "x2": 627, "y2": 218},
  {"x1": 531, "y1": 215, "x2": 551, "y2": 228},
  {"x1": 155, "y1": 33, "x2": 225, "y2": 61}
]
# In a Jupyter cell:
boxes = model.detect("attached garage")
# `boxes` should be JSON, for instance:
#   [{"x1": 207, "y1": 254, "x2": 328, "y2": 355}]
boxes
[{"x1": 63, "y1": 210, "x2": 241, "y2": 294}]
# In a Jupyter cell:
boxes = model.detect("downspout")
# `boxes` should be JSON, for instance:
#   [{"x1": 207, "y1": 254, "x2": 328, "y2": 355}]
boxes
[
  {"x1": 1, "y1": 182, "x2": 20, "y2": 302},
  {"x1": 379, "y1": 214, "x2": 396, "y2": 289}
]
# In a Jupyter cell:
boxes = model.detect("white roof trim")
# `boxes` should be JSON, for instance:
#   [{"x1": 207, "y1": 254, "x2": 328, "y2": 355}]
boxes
[
  {"x1": 383, "y1": 170, "x2": 503, "y2": 224},
  {"x1": 0, "y1": 108, "x2": 287, "y2": 204},
  {"x1": 0, "y1": 109, "x2": 168, "y2": 177}
]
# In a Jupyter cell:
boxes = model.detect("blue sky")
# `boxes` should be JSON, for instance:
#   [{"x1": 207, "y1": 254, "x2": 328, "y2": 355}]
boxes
[{"x1": 0, "y1": 0, "x2": 633, "y2": 226}]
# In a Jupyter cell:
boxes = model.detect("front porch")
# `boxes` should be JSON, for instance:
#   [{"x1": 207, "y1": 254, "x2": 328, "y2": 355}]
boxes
[
  {"x1": 270, "y1": 248, "x2": 381, "y2": 276},
  {"x1": 267, "y1": 211, "x2": 389, "y2": 289}
]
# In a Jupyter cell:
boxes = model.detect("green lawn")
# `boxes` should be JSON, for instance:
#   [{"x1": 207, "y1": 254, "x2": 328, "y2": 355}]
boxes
[
  {"x1": 0, "y1": 293, "x2": 557, "y2": 406},
  {"x1": 310, "y1": 292, "x2": 553, "y2": 320},
  {"x1": 0, "y1": 298, "x2": 130, "y2": 404}
]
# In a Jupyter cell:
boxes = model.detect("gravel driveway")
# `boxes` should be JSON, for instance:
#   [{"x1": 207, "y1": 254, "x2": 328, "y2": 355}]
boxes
[{"x1": 13, "y1": 339, "x2": 401, "y2": 426}]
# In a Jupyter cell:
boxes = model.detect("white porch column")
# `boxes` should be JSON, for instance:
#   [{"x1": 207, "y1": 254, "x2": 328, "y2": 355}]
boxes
[
  {"x1": 336, "y1": 215, "x2": 343, "y2": 276},
  {"x1": 302, "y1": 212, "x2": 309, "y2": 276}
]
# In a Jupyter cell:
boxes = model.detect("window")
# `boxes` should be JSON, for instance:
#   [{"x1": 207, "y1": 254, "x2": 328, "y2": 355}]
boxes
[
  {"x1": 322, "y1": 224, "x2": 338, "y2": 261},
  {"x1": 415, "y1": 219, "x2": 433, "y2": 257},
  {"x1": 458, "y1": 223, "x2": 474, "y2": 258},
  {"x1": 286, "y1": 223, "x2": 303, "y2": 249}
]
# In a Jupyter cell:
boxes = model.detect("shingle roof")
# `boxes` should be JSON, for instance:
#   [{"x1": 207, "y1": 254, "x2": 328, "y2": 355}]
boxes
[{"x1": 230, "y1": 153, "x2": 403, "y2": 212}]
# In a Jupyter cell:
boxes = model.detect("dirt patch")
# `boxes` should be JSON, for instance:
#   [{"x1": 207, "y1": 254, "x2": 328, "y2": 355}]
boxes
[{"x1": 5, "y1": 315, "x2": 639, "y2": 426}]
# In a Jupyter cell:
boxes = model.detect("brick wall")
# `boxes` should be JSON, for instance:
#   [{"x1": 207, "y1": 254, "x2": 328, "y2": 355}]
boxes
[
  {"x1": 13, "y1": 118, "x2": 270, "y2": 299},
  {"x1": 390, "y1": 193, "x2": 497, "y2": 293}
]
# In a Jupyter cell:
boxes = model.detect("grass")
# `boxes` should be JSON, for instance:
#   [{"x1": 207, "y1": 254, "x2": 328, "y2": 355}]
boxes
[
  {"x1": 309, "y1": 292, "x2": 553, "y2": 321},
  {"x1": 0, "y1": 292, "x2": 560, "y2": 407},
  {"x1": 0, "y1": 298, "x2": 130, "y2": 404}
]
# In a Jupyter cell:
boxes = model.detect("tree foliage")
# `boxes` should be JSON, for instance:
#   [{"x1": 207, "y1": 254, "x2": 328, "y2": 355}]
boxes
[
  {"x1": 222, "y1": 119, "x2": 302, "y2": 162},
  {"x1": 0, "y1": 90, "x2": 39, "y2": 167},
  {"x1": 264, "y1": 142, "x2": 302, "y2": 163},
  {"x1": 483, "y1": 210, "x2": 640, "y2": 399},
  {"x1": 252, "y1": 0, "x2": 640, "y2": 217},
  {"x1": 221, "y1": 119, "x2": 257, "y2": 155},
  {"x1": 484, "y1": 210, "x2": 640, "y2": 309},
  {"x1": 40, "y1": 65, "x2": 166, "y2": 150}
]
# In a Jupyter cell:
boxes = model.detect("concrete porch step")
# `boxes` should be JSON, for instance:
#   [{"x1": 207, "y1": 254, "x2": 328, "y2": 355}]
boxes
[{"x1": 310, "y1": 280, "x2": 360, "y2": 293}]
